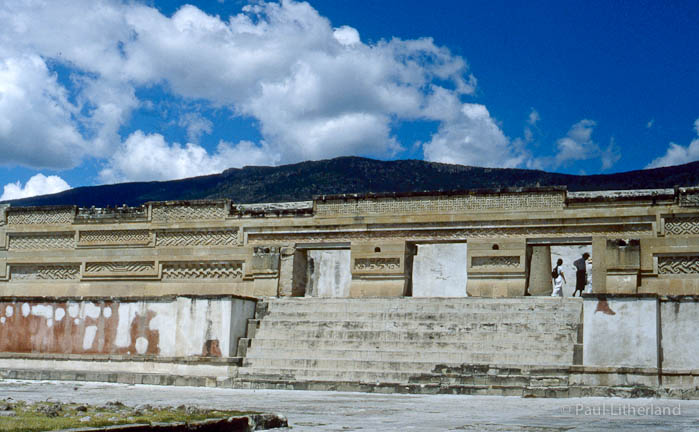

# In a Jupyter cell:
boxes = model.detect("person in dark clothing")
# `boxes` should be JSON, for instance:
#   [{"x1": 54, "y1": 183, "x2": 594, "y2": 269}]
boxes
[{"x1": 573, "y1": 252, "x2": 590, "y2": 296}]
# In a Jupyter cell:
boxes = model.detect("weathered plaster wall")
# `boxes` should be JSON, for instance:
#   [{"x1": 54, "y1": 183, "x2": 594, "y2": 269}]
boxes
[
  {"x1": 0, "y1": 297, "x2": 254, "y2": 358},
  {"x1": 305, "y1": 250, "x2": 351, "y2": 297},
  {"x1": 411, "y1": 243, "x2": 467, "y2": 297},
  {"x1": 660, "y1": 299, "x2": 699, "y2": 370},
  {"x1": 583, "y1": 297, "x2": 657, "y2": 368}
]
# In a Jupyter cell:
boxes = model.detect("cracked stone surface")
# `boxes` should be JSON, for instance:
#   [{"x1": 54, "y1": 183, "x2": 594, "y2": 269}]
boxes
[{"x1": 1, "y1": 380, "x2": 697, "y2": 431}]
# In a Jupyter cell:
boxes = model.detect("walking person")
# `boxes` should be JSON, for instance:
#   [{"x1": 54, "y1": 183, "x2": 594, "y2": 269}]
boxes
[
  {"x1": 551, "y1": 258, "x2": 566, "y2": 297},
  {"x1": 573, "y1": 253, "x2": 590, "y2": 297}
]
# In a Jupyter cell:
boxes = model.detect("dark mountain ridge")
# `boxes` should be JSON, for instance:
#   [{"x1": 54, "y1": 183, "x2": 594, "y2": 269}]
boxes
[{"x1": 4, "y1": 156, "x2": 699, "y2": 207}]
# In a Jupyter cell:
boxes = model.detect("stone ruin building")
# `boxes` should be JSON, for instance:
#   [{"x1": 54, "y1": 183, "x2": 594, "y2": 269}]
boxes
[{"x1": 0, "y1": 186, "x2": 697, "y2": 398}]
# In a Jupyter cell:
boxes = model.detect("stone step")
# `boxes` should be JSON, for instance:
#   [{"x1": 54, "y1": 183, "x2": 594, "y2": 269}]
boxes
[
  {"x1": 243, "y1": 350, "x2": 572, "y2": 366},
  {"x1": 238, "y1": 365, "x2": 570, "y2": 386},
  {"x1": 238, "y1": 367, "x2": 418, "y2": 384},
  {"x1": 257, "y1": 319, "x2": 578, "y2": 333},
  {"x1": 263, "y1": 311, "x2": 581, "y2": 323},
  {"x1": 246, "y1": 339, "x2": 573, "y2": 355},
  {"x1": 264, "y1": 299, "x2": 582, "y2": 314},
  {"x1": 250, "y1": 328, "x2": 577, "y2": 343},
  {"x1": 242, "y1": 358, "x2": 447, "y2": 372}
]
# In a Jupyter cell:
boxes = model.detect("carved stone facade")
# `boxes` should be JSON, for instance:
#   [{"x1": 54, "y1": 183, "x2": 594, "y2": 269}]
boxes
[
  {"x1": 315, "y1": 191, "x2": 564, "y2": 217},
  {"x1": 162, "y1": 261, "x2": 244, "y2": 280},
  {"x1": 8, "y1": 233, "x2": 75, "y2": 250},
  {"x1": 79, "y1": 229, "x2": 151, "y2": 246},
  {"x1": 248, "y1": 223, "x2": 654, "y2": 244},
  {"x1": 84, "y1": 262, "x2": 155, "y2": 274},
  {"x1": 664, "y1": 217, "x2": 699, "y2": 236},
  {"x1": 471, "y1": 256, "x2": 520, "y2": 267},
  {"x1": 151, "y1": 204, "x2": 226, "y2": 222},
  {"x1": 354, "y1": 258, "x2": 400, "y2": 271},
  {"x1": 6, "y1": 209, "x2": 74, "y2": 225},
  {"x1": 11, "y1": 264, "x2": 80, "y2": 280},
  {"x1": 156, "y1": 230, "x2": 237, "y2": 247},
  {"x1": 657, "y1": 255, "x2": 699, "y2": 274},
  {"x1": 1, "y1": 188, "x2": 699, "y2": 298}
]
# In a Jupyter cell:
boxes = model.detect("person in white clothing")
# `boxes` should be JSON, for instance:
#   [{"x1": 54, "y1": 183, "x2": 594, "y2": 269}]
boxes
[{"x1": 551, "y1": 258, "x2": 566, "y2": 297}]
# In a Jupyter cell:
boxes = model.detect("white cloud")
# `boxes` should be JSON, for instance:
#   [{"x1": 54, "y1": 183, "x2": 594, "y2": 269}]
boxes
[
  {"x1": 333, "y1": 25, "x2": 360, "y2": 46},
  {"x1": 99, "y1": 130, "x2": 278, "y2": 183},
  {"x1": 554, "y1": 119, "x2": 597, "y2": 167},
  {"x1": 528, "y1": 109, "x2": 540, "y2": 126},
  {"x1": 0, "y1": 55, "x2": 89, "y2": 169},
  {"x1": 423, "y1": 103, "x2": 524, "y2": 168},
  {"x1": 601, "y1": 137, "x2": 621, "y2": 170},
  {"x1": 646, "y1": 118, "x2": 699, "y2": 168},
  {"x1": 0, "y1": 0, "x2": 481, "y2": 174},
  {"x1": 523, "y1": 118, "x2": 620, "y2": 171},
  {"x1": 179, "y1": 112, "x2": 213, "y2": 142},
  {"x1": 1, "y1": 174, "x2": 70, "y2": 201}
]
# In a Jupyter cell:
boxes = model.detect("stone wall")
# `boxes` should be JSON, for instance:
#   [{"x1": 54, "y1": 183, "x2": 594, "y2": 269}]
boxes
[
  {"x1": 583, "y1": 295, "x2": 699, "y2": 371},
  {"x1": 2, "y1": 188, "x2": 699, "y2": 299},
  {"x1": 0, "y1": 296, "x2": 254, "y2": 358}
]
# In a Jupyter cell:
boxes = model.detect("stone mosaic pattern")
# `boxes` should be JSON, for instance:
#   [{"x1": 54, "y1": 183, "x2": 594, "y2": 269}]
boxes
[
  {"x1": 161, "y1": 262, "x2": 244, "y2": 280},
  {"x1": 354, "y1": 258, "x2": 400, "y2": 271},
  {"x1": 657, "y1": 255, "x2": 699, "y2": 274},
  {"x1": 156, "y1": 230, "x2": 237, "y2": 247},
  {"x1": 664, "y1": 217, "x2": 699, "y2": 236},
  {"x1": 79, "y1": 230, "x2": 150, "y2": 246},
  {"x1": 8, "y1": 233, "x2": 75, "y2": 250},
  {"x1": 248, "y1": 223, "x2": 654, "y2": 243},
  {"x1": 471, "y1": 256, "x2": 520, "y2": 267},
  {"x1": 151, "y1": 205, "x2": 226, "y2": 222},
  {"x1": 679, "y1": 192, "x2": 699, "y2": 207},
  {"x1": 11, "y1": 264, "x2": 81, "y2": 280},
  {"x1": 6, "y1": 209, "x2": 74, "y2": 225},
  {"x1": 315, "y1": 192, "x2": 564, "y2": 216},
  {"x1": 84, "y1": 262, "x2": 155, "y2": 274}
]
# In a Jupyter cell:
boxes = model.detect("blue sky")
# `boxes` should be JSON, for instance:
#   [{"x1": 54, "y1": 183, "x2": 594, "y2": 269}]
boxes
[{"x1": 0, "y1": 0, "x2": 697, "y2": 200}]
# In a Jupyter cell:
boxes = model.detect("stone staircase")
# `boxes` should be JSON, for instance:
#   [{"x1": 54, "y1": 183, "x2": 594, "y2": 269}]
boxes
[{"x1": 236, "y1": 297, "x2": 583, "y2": 394}]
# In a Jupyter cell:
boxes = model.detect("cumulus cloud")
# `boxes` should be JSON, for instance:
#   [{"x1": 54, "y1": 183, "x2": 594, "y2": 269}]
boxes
[
  {"x1": 0, "y1": 55, "x2": 88, "y2": 169},
  {"x1": 647, "y1": 118, "x2": 699, "y2": 168},
  {"x1": 1, "y1": 0, "x2": 491, "y2": 179},
  {"x1": 99, "y1": 130, "x2": 277, "y2": 183},
  {"x1": 554, "y1": 120, "x2": 597, "y2": 167},
  {"x1": 179, "y1": 112, "x2": 213, "y2": 142},
  {"x1": 1, "y1": 174, "x2": 70, "y2": 201},
  {"x1": 423, "y1": 103, "x2": 524, "y2": 168},
  {"x1": 521, "y1": 118, "x2": 620, "y2": 171}
]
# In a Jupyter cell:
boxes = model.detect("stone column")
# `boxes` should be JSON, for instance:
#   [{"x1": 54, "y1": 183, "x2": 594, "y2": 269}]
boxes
[{"x1": 528, "y1": 245, "x2": 552, "y2": 295}]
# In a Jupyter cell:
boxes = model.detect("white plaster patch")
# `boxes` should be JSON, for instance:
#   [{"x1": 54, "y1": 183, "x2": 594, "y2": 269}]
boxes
[
  {"x1": 47, "y1": 319, "x2": 53, "y2": 327},
  {"x1": 103, "y1": 306, "x2": 112, "y2": 318},
  {"x1": 31, "y1": 305, "x2": 54, "y2": 321},
  {"x1": 134, "y1": 337, "x2": 148, "y2": 355},
  {"x1": 74, "y1": 319, "x2": 79, "y2": 325},
  {"x1": 5, "y1": 305, "x2": 13, "y2": 317},
  {"x1": 21, "y1": 303, "x2": 30, "y2": 317},
  {"x1": 115, "y1": 303, "x2": 137, "y2": 348},
  {"x1": 148, "y1": 303, "x2": 175, "y2": 356},
  {"x1": 68, "y1": 303, "x2": 79, "y2": 318},
  {"x1": 83, "y1": 325, "x2": 98, "y2": 350},
  {"x1": 0, "y1": 317, "x2": 5, "y2": 324},
  {"x1": 55, "y1": 308, "x2": 65, "y2": 321},
  {"x1": 82, "y1": 302, "x2": 101, "y2": 320}
]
